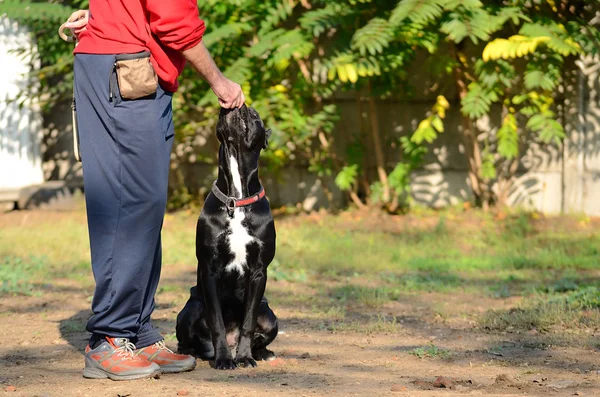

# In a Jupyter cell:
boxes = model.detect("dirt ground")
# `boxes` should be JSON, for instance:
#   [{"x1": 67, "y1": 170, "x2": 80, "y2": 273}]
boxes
[{"x1": 1, "y1": 210, "x2": 599, "y2": 397}]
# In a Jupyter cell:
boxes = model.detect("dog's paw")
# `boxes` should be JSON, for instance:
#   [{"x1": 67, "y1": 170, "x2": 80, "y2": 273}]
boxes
[
  {"x1": 235, "y1": 356, "x2": 257, "y2": 368},
  {"x1": 214, "y1": 357, "x2": 237, "y2": 370},
  {"x1": 252, "y1": 348, "x2": 276, "y2": 361}
]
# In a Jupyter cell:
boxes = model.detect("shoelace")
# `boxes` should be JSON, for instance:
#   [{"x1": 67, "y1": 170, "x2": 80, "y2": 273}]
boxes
[
  {"x1": 114, "y1": 338, "x2": 137, "y2": 361},
  {"x1": 153, "y1": 340, "x2": 174, "y2": 353}
]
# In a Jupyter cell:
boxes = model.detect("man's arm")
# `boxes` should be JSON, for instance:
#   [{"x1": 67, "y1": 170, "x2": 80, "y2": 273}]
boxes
[
  {"x1": 182, "y1": 42, "x2": 245, "y2": 109},
  {"x1": 66, "y1": 2, "x2": 246, "y2": 109},
  {"x1": 144, "y1": 0, "x2": 245, "y2": 109}
]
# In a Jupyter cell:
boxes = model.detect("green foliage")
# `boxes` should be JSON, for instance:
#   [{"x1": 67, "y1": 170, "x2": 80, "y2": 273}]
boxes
[
  {"x1": 461, "y1": 83, "x2": 497, "y2": 119},
  {"x1": 335, "y1": 164, "x2": 359, "y2": 191},
  {"x1": 351, "y1": 18, "x2": 394, "y2": 56},
  {"x1": 4, "y1": 0, "x2": 600, "y2": 210},
  {"x1": 389, "y1": 0, "x2": 445, "y2": 25},
  {"x1": 497, "y1": 113, "x2": 518, "y2": 160}
]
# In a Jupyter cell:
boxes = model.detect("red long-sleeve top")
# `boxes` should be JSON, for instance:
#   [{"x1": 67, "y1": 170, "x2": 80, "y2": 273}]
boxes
[{"x1": 74, "y1": 0, "x2": 206, "y2": 92}]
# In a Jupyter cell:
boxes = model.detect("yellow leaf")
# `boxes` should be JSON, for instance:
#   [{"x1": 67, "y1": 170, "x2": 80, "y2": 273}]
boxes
[
  {"x1": 437, "y1": 95, "x2": 450, "y2": 110},
  {"x1": 275, "y1": 58, "x2": 290, "y2": 71},
  {"x1": 274, "y1": 149, "x2": 285, "y2": 159},
  {"x1": 417, "y1": 118, "x2": 431, "y2": 130},
  {"x1": 273, "y1": 84, "x2": 287, "y2": 93},
  {"x1": 337, "y1": 65, "x2": 348, "y2": 83},
  {"x1": 357, "y1": 64, "x2": 368, "y2": 77},
  {"x1": 327, "y1": 67, "x2": 336, "y2": 81},
  {"x1": 482, "y1": 36, "x2": 549, "y2": 62},
  {"x1": 346, "y1": 64, "x2": 358, "y2": 83},
  {"x1": 432, "y1": 116, "x2": 444, "y2": 133}
]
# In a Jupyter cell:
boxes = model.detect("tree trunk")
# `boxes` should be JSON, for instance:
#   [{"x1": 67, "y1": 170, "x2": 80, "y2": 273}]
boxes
[
  {"x1": 496, "y1": 158, "x2": 518, "y2": 208},
  {"x1": 366, "y1": 81, "x2": 390, "y2": 203},
  {"x1": 356, "y1": 91, "x2": 371, "y2": 198},
  {"x1": 450, "y1": 43, "x2": 490, "y2": 209}
]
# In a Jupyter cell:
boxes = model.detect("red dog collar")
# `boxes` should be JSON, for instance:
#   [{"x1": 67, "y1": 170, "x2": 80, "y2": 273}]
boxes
[{"x1": 212, "y1": 182, "x2": 266, "y2": 215}]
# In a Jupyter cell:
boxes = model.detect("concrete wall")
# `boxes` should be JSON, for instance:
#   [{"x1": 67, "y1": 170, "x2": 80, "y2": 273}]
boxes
[{"x1": 0, "y1": 18, "x2": 44, "y2": 201}]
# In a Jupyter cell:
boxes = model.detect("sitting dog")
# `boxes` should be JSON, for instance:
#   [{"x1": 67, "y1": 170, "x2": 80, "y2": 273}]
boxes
[{"x1": 176, "y1": 105, "x2": 278, "y2": 369}]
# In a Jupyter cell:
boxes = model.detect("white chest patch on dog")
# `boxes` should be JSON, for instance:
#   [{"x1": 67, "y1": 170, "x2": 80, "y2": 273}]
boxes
[{"x1": 225, "y1": 156, "x2": 255, "y2": 275}]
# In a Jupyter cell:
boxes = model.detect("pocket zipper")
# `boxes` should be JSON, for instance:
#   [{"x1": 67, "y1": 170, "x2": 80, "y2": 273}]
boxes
[{"x1": 109, "y1": 62, "x2": 116, "y2": 102}]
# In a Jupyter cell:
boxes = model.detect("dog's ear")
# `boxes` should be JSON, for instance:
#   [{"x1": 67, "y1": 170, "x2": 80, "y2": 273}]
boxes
[{"x1": 263, "y1": 128, "x2": 272, "y2": 149}]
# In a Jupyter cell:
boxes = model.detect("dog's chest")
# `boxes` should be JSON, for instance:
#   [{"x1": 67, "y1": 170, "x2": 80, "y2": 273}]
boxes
[{"x1": 224, "y1": 209, "x2": 256, "y2": 275}]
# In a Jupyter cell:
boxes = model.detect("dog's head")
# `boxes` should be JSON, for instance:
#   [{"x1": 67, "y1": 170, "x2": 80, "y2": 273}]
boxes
[{"x1": 216, "y1": 105, "x2": 271, "y2": 154}]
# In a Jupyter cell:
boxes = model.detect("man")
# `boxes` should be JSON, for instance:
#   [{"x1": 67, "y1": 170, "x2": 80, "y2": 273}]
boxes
[{"x1": 64, "y1": 0, "x2": 244, "y2": 381}]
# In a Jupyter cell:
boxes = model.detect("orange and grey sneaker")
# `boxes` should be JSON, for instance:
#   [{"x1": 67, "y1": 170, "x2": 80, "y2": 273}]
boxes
[
  {"x1": 83, "y1": 337, "x2": 160, "y2": 381},
  {"x1": 135, "y1": 340, "x2": 196, "y2": 373}
]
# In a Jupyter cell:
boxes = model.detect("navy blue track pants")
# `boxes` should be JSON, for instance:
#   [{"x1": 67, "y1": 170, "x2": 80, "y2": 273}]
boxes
[{"x1": 74, "y1": 54, "x2": 174, "y2": 348}]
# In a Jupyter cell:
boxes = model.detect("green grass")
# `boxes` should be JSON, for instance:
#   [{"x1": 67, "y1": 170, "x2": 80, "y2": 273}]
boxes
[
  {"x1": 330, "y1": 314, "x2": 403, "y2": 334},
  {"x1": 331, "y1": 285, "x2": 397, "y2": 308},
  {"x1": 0, "y1": 206, "x2": 598, "y2": 337},
  {"x1": 408, "y1": 343, "x2": 452, "y2": 359},
  {"x1": 480, "y1": 287, "x2": 600, "y2": 332},
  {"x1": 0, "y1": 256, "x2": 47, "y2": 295}
]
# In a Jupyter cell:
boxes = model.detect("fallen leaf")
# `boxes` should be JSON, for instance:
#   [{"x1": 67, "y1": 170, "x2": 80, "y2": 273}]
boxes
[
  {"x1": 390, "y1": 384, "x2": 407, "y2": 392},
  {"x1": 433, "y1": 376, "x2": 454, "y2": 389},
  {"x1": 268, "y1": 358, "x2": 285, "y2": 367},
  {"x1": 4, "y1": 385, "x2": 16, "y2": 392},
  {"x1": 177, "y1": 390, "x2": 189, "y2": 396}
]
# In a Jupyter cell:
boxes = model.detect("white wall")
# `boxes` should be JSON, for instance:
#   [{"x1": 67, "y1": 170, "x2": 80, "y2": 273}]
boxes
[{"x1": 0, "y1": 18, "x2": 43, "y2": 200}]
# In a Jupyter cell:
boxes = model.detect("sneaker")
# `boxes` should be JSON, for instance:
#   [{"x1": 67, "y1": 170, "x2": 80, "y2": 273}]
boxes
[
  {"x1": 83, "y1": 337, "x2": 160, "y2": 381},
  {"x1": 135, "y1": 340, "x2": 196, "y2": 373}
]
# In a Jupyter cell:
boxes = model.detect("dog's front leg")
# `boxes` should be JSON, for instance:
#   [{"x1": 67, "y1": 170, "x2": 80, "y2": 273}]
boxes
[
  {"x1": 235, "y1": 270, "x2": 267, "y2": 367},
  {"x1": 199, "y1": 268, "x2": 236, "y2": 370}
]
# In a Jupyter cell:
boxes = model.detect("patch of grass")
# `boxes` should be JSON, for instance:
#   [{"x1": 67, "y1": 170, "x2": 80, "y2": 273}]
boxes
[
  {"x1": 0, "y1": 256, "x2": 47, "y2": 296},
  {"x1": 331, "y1": 314, "x2": 403, "y2": 334},
  {"x1": 310, "y1": 305, "x2": 346, "y2": 320},
  {"x1": 157, "y1": 284, "x2": 180, "y2": 294},
  {"x1": 380, "y1": 271, "x2": 463, "y2": 293},
  {"x1": 268, "y1": 259, "x2": 307, "y2": 282},
  {"x1": 331, "y1": 285, "x2": 396, "y2": 308},
  {"x1": 480, "y1": 287, "x2": 600, "y2": 332},
  {"x1": 408, "y1": 343, "x2": 451, "y2": 359},
  {"x1": 559, "y1": 286, "x2": 600, "y2": 309}
]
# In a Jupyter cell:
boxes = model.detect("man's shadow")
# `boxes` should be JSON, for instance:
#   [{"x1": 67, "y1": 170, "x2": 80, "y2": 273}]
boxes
[{"x1": 59, "y1": 306, "x2": 179, "y2": 354}]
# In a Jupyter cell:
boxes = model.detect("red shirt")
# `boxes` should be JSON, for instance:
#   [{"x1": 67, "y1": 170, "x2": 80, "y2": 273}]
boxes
[{"x1": 74, "y1": 0, "x2": 205, "y2": 92}]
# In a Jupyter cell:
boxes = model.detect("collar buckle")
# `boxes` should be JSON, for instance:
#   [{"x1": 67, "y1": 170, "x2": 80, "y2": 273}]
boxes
[{"x1": 225, "y1": 197, "x2": 236, "y2": 215}]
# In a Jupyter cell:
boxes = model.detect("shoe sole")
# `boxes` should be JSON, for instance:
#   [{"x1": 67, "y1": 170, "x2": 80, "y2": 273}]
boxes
[
  {"x1": 83, "y1": 367, "x2": 161, "y2": 381},
  {"x1": 158, "y1": 362, "x2": 197, "y2": 374},
  {"x1": 83, "y1": 357, "x2": 161, "y2": 381}
]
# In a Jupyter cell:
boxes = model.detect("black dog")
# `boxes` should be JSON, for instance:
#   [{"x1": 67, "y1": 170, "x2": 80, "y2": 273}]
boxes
[{"x1": 176, "y1": 105, "x2": 278, "y2": 369}]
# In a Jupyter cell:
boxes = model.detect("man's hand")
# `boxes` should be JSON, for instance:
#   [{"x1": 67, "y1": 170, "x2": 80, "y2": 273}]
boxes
[
  {"x1": 182, "y1": 42, "x2": 245, "y2": 109},
  {"x1": 64, "y1": 10, "x2": 89, "y2": 39},
  {"x1": 211, "y1": 78, "x2": 245, "y2": 109}
]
